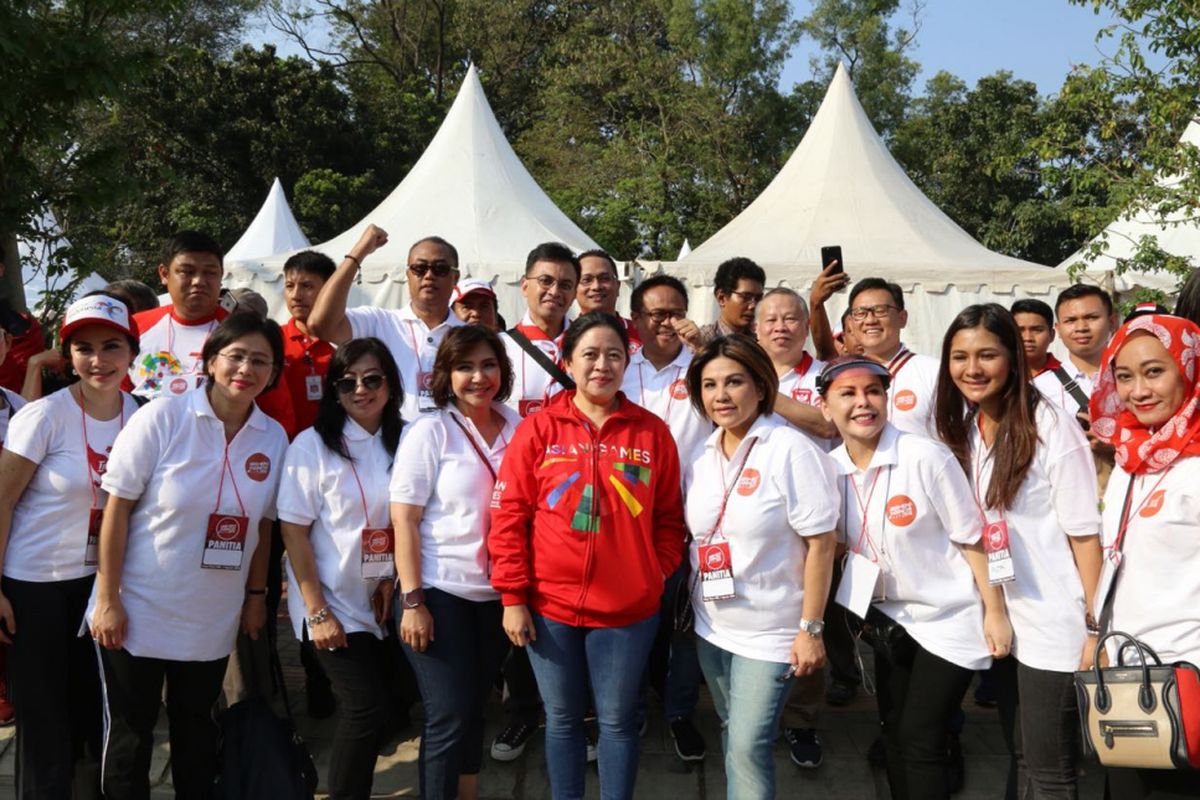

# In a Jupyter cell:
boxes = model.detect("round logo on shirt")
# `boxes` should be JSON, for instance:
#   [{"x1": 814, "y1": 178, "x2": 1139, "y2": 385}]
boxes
[
  {"x1": 669, "y1": 379, "x2": 689, "y2": 400},
  {"x1": 169, "y1": 377, "x2": 189, "y2": 395},
  {"x1": 419, "y1": 372, "x2": 434, "y2": 390},
  {"x1": 214, "y1": 516, "x2": 242, "y2": 541},
  {"x1": 1139, "y1": 490, "x2": 1166, "y2": 518},
  {"x1": 885, "y1": 495, "x2": 917, "y2": 526},
  {"x1": 736, "y1": 468, "x2": 761, "y2": 496},
  {"x1": 367, "y1": 530, "x2": 390, "y2": 553},
  {"x1": 893, "y1": 390, "x2": 917, "y2": 412},
  {"x1": 704, "y1": 546, "x2": 728, "y2": 570},
  {"x1": 244, "y1": 453, "x2": 272, "y2": 482}
]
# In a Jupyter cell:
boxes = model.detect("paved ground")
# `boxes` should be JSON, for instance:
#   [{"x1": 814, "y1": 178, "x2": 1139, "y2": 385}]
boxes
[{"x1": 0, "y1": 610, "x2": 1107, "y2": 799}]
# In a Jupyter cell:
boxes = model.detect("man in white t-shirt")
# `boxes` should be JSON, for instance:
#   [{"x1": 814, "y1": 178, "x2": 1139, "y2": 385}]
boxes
[
  {"x1": 847, "y1": 278, "x2": 939, "y2": 439},
  {"x1": 307, "y1": 226, "x2": 464, "y2": 422},
  {"x1": 127, "y1": 231, "x2": 230, "y2": 399}
]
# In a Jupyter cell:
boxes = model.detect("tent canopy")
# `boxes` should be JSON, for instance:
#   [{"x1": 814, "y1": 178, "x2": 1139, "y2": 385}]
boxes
[{"x1": 224, "y1": 177, "x2": 310, "y2": 263}]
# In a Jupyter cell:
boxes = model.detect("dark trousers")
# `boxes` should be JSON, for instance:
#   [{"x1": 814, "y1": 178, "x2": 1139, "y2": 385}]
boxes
[
  {"x1": 402, "y1": 589, "x2": 508, "y2": 800},
  {"x1": 4, "y1": 574, "x2": 102, "y2": 800},
  {"x1": 994, "y1": 656, "x2": 1081, "y2": 800},
  {"x1": 311, "y1": 632, "x2": 390, "y2": 800},
  {"x1": 503, "y1": 641, "x2": 542, "y2": 725},
  {"x1": 874, "y1": 634, "x2": 973, "y2": 800},
  {"x1": 1106, "y1": 767, "x2": 1200, "y2": 798},
  {"x1": 97, "y1": 648, "x2": 228, "y2": 800},
  {"x1": 825, "y1": 556, "x2": 862, "y2": 688}
]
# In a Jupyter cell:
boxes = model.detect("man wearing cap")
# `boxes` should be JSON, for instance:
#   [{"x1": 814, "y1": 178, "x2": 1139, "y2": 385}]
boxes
[
  {"x1": 575, "y1": 249, "x2": 640, "y2": 350},
  {"x1": 451, "y1": 278, "x2": 501, "y2": 331},
  {"x1": 307, "y1": 227, "x2": 464, "y2": 422}
]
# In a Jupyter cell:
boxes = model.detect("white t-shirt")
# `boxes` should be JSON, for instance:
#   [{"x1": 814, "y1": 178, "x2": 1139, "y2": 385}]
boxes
[
  {"x1": 86, "y1": 390, "x2": 287, "y2": 661},
  {"x1": 776, "y1": 352, "x2": 834, "y2": 452},
  {"x1": 684, "y1": 414, "x2": 840, "y2": 663},
  {"x1": 4, "y1": 389, "x2": 141, "y2": 582},
  {"x1": 621, "y1": 347, "x2": 712, "y2": 467},
  {"x1": 345, "y1": 304, "x2": 464, "y2": 422},
  {"x1": 501, "y1": 313, "x2": 570, "y2": 418},
  {"x1": 1101, "y1": 458, "x2": 1200, "y2": 665},
  {"x1": 969, "y1": 399, "x2": 1100, "y2": 672},
  {"x1": 0, "y1": 387, "x2": 28, "y2": 446},
  {"x1": 278, "y1": 422, "x2": 394, "y2": 641},
  {"x1": 831, "y1": 424, "x2": 992, "y2": 671},
  {"x1": 886, "y1": 347, "x2": 940, "y2": 439},
  {"x1": 389, "y1": 404, "x2": 520, "y2": 601},
  {"x1": 1032, "y1": 364, "x2": 1092, "y2": 415},
  {"x1": 128, "y1": 307, "x2": 223, "y2": 399}
]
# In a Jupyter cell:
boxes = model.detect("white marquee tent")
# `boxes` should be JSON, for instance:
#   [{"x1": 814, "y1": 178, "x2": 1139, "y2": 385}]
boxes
[
  {"x1": 225, "y1": 64, "x2": 599, "y2": 324},
  {"x1": 225, "y1": 177, "x2": 310, "y2": 263}
]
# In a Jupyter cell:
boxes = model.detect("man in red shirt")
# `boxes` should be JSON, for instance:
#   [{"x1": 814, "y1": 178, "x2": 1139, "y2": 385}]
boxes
[
  {"x1": 576, "y1": 249, "x2": 640, "y2": 350},
  {"x1": 279, "y1": 251, "x2": 337, "y2": 436}
]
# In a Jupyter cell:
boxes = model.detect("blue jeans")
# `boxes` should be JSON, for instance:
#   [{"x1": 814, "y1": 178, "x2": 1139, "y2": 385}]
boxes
[
  {"x1": 401, "y1": 589, "x2": 508, "y2": 800},
  {"x1": 696, "y1": 638, "x2": 794, "y2": 800},
  {"x1": 525, "y1": 612, "x2": 659, "y2": 800}
]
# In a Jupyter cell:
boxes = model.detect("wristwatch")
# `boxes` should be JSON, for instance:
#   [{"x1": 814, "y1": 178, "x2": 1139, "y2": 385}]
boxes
[
  {"x1": 799, "y1": 618, "x2": 825, "y2": 638},
  {"x1": 401, "y1": 588, "x2": 426, "y2": 609}
]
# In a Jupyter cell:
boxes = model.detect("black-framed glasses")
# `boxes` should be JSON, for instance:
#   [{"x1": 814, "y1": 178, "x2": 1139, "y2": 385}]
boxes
[
  {"x1": 729, "y1": 290, "x2": 764, "y2": 304},
  {"x1": 526, "y1": 274, "x2": 577, "y2": 293},
  {"x1": 643, "y1": 309, "x2": 686, "y2": 324},
  {"x1": 408, "y1": 261, "x2": 457, "y2": 278},
  {"x1": 849, "y1": 304, "x2": 899, "y2": 320},
  {"x1": 334, "y1": 374, "x2": 386, "y2": 395}
]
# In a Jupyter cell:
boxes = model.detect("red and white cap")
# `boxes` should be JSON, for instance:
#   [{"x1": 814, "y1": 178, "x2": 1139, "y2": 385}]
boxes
[
  {"x1": 452, "y1": 278, "x2": 496, "y2": 304},
  {"x1": 60, "y1": 294, "x2": 138, "y2": 342}
]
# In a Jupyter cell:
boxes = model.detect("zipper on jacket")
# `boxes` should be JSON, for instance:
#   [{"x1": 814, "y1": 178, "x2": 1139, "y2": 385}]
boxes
[{"x1": 573, "y1": 415, "x2": 604, "y2": 623}]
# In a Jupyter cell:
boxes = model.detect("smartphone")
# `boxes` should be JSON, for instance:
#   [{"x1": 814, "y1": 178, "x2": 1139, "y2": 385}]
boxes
[
  {"x1": 218, "y1": 288, "x2": 238, "y2": 314},
  {"x1": 821, "y1": 245, "x2": 844, "y2": 275}
]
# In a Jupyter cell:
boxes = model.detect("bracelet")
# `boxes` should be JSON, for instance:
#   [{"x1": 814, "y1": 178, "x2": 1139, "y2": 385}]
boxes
[
  {"x1": 343, "y1": 253, "x2": 361, "y2": 267},
  {"x1": 1085, "y1": 613, "x2": 1101, "y2": 636},
  {"x1": 306, "y1": 606, "x2": 331, "y2": 627},
  {"x1": 245, "y1": 588, "x2": 266, "y2": 596}
]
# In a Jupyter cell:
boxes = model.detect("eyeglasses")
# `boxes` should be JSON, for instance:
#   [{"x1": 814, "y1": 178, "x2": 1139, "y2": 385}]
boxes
[
  {"x1": 579, "y1": 273, "x2": 617, "y2": 287},
  {"x1": 526, "y1": 274, "x2": 577, "y2": 294},
  {"x1": 729, "y1": 290, "x2": 764, "y2": 304},
  {"x1": 643, "y1": 309, "x2": 686, "y2": 324},
  {"x1": 218, "y1": 351, "x2": 275, "y2": 371},
  {"x1": 849, "y1": 304, "x2": 899, "y2": 321},
  {"x1": 408, "y1": 261, "x2": 457, "y2": 278},
  {"x1": 334, "y1": 374, "x2": 386, "y2": 395}
]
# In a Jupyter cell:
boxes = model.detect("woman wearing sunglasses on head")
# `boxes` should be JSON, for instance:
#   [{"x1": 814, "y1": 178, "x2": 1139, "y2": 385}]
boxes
[
  {"x1": 935, "y1": 304, "x2": 1102, "y2": 800},
  {"x1": 86, "y1": 313, "x2": 288, "y2": 800},
  {"x1": 390, "y1": 325, "x2": 521, "y2": 800},
  {"x1": 1089, "y1": 313, "x2": 1200, "y2": 799},
  {"x1": 276, "y1": 337, "x2": 403, "y2": 800}
]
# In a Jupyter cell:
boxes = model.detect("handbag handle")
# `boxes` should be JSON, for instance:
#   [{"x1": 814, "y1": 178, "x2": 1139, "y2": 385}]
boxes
[{"x1": 1091, "y1": 630, "x2": 1162, "y2": 714}]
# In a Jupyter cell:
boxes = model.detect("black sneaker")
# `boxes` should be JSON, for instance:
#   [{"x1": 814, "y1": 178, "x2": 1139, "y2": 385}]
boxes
[
  {"x1": 784, "y1": 727, "x2": 823, "y2": 768},
  {"x1": 490, "y1": 720, "x2": 537, "y2": 762},
  {"x1": 826, "y1": 680, "x2": 858, "y2": 707},
  {"x1": 669, "y1": 717, "x2": 706, "y2": 762}
]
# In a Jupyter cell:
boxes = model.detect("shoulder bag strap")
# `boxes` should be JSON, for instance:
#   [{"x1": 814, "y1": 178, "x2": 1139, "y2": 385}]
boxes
[
  {"x1": 506, "y1": 327, "x2": 576, "y2": 391},
  {"x1": 1098, "y1": 477, "x2": 1138, "y2": 635},
  {"x1": 1051, "y1": 366, "x2": 1091, "y2": 414}
]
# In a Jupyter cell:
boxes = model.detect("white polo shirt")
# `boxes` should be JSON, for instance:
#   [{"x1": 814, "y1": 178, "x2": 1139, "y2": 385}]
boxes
[
  {"x1": 969, "y1": 399, "x2": 1100, "y2": 672},
  {"x1": 501, "y1": 312, "x2": 570, "y2": 418},
  {"x1": 621, "y1": 347, "x2": 712, "y2": 467},
  {"x1": 278, "y1": 422, "x2": 394, "y2": 641},
  {"x1": 0, "y1": 387, "x2": 27, "y2": 446},
  {"x1": 86, "y1": 389, "x2": 287, "y2": 661},
  {"x1": 831, "y1": 424, "x2": 992, "y2": 671},
  {"x1": 684, "y1": 414, "x2": 840, "y2": 663},
  {"x1": 1101, "y1": 458, "x2": 1200, "y2": 665},
  {"x1": 776, "y1": 352, "x2": 834, "y2": 452},
  {"x1": 4, "y1": 389, "x2": 141, "y2": 582},
  {"x1": 389, "y1": 404, "x2": 519, "y2": 601},
  {"x1": 345, "y1": 304, "x2": 464, "y2": 422},
  {"x1": 886, "y1": 346, "x2": 940, "y2": 439}
]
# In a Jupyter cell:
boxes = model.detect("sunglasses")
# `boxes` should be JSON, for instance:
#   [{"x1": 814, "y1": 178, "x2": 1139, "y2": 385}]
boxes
[
  {"x1": 334, "y1": 374, "x2": 386, "y2": 395},
  {"x1": 408, "y1": 261, "x2": 456, "y2": 278}
]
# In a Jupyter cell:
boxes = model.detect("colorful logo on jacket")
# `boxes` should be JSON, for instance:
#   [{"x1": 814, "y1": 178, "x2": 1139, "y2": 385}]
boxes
[
  {"x1": 134, "y1": 351, "x2": 185, "y2": 393},
  {"x1": 542, "y1": 457, "x2": 652, "y2": 534}
]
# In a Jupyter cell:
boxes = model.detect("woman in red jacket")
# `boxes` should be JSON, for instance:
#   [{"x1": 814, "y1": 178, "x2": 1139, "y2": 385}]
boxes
[{"x1": 488, "y1": 311, "x2": 687, "y2": 800}]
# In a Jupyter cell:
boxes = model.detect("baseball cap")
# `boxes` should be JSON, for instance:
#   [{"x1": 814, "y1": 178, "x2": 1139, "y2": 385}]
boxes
[
  {"x1": 60, "y1": 294, "x2": 138, "y2": 342},
  {"x1": 816, "y1": 356, "x2": 891, "y2": 396},
  {"x1": 452, "y1": 278, "x2": 496, "y2": 304}
]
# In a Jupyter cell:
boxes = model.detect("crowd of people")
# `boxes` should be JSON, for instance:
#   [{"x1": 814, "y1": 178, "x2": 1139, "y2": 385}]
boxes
[{"x1": 0, "y1": 225, "x2": 1196, "y2": 800}]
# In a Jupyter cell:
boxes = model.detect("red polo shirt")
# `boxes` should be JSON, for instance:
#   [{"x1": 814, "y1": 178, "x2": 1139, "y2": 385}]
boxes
[{"x1": 281, "y1": 317, "x2": 335, "y2": 437}]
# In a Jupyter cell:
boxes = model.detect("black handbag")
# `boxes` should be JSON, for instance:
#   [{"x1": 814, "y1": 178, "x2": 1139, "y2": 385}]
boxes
[{"x1": 853, "y1": 606, "x2": 918, "y2": 667}]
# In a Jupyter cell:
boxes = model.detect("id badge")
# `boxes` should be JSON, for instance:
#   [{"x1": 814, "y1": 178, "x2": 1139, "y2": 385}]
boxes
[
  {"x1": 85, "y1": 507, "x2": 103, "y2": 567},
  {"x1": 518, "y1": 399, "x2": 544, "y2": 418},
  {"x1": 698, "y1": 541, "x2": 736, "y2": 601},
  {"x1": 202, "y1": 513, "x2": 248, "y2": 570},
  {"x1": 361, "y1": 527, "x2": 395, "y2": 580},
  {"x1": 983, "y1": 520, "x2": 1016, "y2": 585},
  {"x1": 835, "y1": 551, "x2": 882, "y2": 617},
  {"x1": 305, "y1": 374, "x2": 323, "y2": 401},
  {"x1": 417, "y1": 371, "x2": 437, "y2": 412}
]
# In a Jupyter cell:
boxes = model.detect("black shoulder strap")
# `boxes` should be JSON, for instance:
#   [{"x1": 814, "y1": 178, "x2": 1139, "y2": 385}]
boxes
[
  {"x1": 506, "y1": 327, "x2": 576, "y2": 391},
  {"x1": 1098, "y1": 477, "x2": 1138, "y2": 635},
  {"x1": 1050, "y1": 366, "x2": 1090, "y2": 413}
]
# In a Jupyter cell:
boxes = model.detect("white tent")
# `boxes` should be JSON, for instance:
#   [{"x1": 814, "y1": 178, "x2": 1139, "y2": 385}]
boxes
[
  {"x1": 677, "y1": 238, "x2": 692, "y2": 259},
  {"x1": 673, "y1": 62, "x2": 1079, "y2": 355},
  {"x1": 1057, "y1": 120, "x2": 1199, "y2": 294},
  {"x1": 20, "y1": 210, "x2": 107, "y2": 314},
  {"x1": 224, "y1": 177, "x2": 310, "y2": 263},
  {"x1": 225, "y1": 64, "x2": 599, "y2": 324}
]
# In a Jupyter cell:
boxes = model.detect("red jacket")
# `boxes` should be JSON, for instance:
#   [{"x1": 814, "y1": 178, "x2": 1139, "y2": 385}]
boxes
[{"x1": 488, "y1": 391, "x2": 687, "y2": 628}]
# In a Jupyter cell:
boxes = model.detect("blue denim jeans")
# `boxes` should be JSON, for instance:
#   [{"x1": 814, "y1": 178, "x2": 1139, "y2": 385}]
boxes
[
  {"x1": 525, "y1": 612, "x2": 659, "y2": 800},
  {"x1": 696, "y1": 637, "x2": 794, "y2": 800},
  {"x1": 401, "y1": 589, "x2": 508, "y2": 800}
]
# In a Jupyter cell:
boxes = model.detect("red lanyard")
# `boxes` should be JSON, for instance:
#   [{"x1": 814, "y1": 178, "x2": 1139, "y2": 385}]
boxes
[
  {"x1": 702, "y1": 439, "x2": 758, "y2": 545},
  {"x1": 166, "y1": 315, "x2": 216, "y2": 370},
  {"x1": 405, "y1": 319, "x2": 438, "y2": 374},
  {"x1": 1108, "y1": 469, "x2": 1172, "y2": 555},
  {"x1": 343, "y1": 437, "x2": 377, "y2": 528},
  {"x1": 637, "y1": 362, "x2": 684, "y2": 424},
  {"x1": 970, "y1": 413, "x2": 1003, "y2": 523},
  {"x1": 213, "y1": 441, "x2": 248, "y2": 517},
  {"x1": 848, "y1": 467, "x2": 885, "y2": 562},
  {"x1": 80, "y1": 391, "x2": 126, "y2": 511},
  {"x1": 449, "y1": 413, "x2": 505, "y2": 482}
]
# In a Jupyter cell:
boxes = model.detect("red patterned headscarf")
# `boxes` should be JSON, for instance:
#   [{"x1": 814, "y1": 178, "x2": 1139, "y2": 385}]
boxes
[{"x1": 1090, "y1": 314, "x2": 1200, "y2": 475}]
